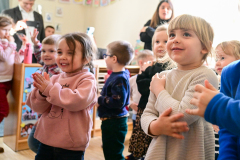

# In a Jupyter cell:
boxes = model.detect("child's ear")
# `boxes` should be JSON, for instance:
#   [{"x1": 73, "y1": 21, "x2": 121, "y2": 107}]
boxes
[
  {"x1": 201, "y1": 48, "x2": 208, "y2": 54},
  {"x1": 138, "y1": 60, "x2": 143, "y2": 66},
  {"x1": 83, "y1": 57, "x2": 90, "y2": 65},
  {"x1": 112, "y1": 55, "x2": 118, "y2": 63}
]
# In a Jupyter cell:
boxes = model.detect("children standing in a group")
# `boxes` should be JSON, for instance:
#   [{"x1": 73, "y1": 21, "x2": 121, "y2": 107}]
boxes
[
  {"x1": 97, "y1": 40, "x2": 134, "y2": 160},
  {"x1": 187, "y1": 40, "x2": 240, "y2": 160},
  {"x1": 26, "y1": 32, "x2": 97, "y2": 160},
  {"x1": 125, "y1": 50, "x2": 154, "y2": 160},
  {"x1": 27, "y1": 28, "x2": 62, "y2": 154},
  {"x1": 128, "y1": 24, "x2": 187, "y2": 160},
  {"x1": 213, "y1": 40, "x2": 240, "y2": 159},
  {"x1": 141, "y1": 14, "x2": 218, "y2": 160},
  {"x1": 0, "y1": 14, "x2": 25, "y2": 153}
]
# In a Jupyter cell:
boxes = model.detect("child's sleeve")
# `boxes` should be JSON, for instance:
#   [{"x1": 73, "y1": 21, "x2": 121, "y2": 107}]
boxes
[
  {"x1": 140, "y1": 20, "x2": 153, "y2": 43},
  {"x1": 26, "y1": 88, "x2": 52, "y2": 114},
  {"x1": 98, "y1": 77, "x2": 129, "y2": 109},
  {"x1": 0, "y1": 40, "x2": 17, "y2": 61},
  {"x1": 33, "y1": 43, "x2": 42, "y2": 64},
  {"x1": 42, "y1": 74, "x2": 97, "y2": 111},
  {"x1": 154, "y1": 70, "x2": 218, "y2": 126},
  {"x1": 14, "y1": 49, "x2": 24, "y2": 64},
  {"x1": 141, "y1": 91, "x2": 159, "y2": 136}
]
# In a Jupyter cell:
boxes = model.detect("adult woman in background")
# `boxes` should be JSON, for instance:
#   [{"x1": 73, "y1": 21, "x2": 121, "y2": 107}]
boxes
[{"x1": 140, "y1": 0, "x2": 174, "y2": 50}]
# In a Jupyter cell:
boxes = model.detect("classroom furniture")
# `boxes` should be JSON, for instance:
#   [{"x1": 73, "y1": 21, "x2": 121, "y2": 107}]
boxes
[{"x1": 4, "y1": 63, "x2": 42, "y2": 151}]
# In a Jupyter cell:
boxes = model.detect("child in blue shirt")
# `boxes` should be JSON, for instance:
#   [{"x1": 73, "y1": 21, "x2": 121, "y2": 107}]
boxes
[
  {"x1": 97, "y1": 40, "x2": 134, "y2": 160},
  {"x1": 186, "y1": 40, "x2": 240, "y2": 160}
]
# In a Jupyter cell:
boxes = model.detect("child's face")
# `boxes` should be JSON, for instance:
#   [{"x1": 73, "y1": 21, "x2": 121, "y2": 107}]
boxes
[
  {"x1": 153, "y1": 30, "x2": 168, "y2": 58},
  {"x1": 215, "y1": 46, "x2": 237, "y2": 75},
  {"x1": 0, "y1": 25, "x2": 12, "y2": 39},
  {"x1": 45, "y1": 27, "x2": 55, "y2": 37},
  {"x1": 167, "y1": 29, "x2": 207, "y2": 70},
  {"x1": 158, "y1": 2, "x2": 172, "y2": 20},
  {"x1": 41, "y1": 44, "x2": 57, "y2": 66},
  {"x1": 139, "y1": 55, "x2": 154, "y2": 71},
  {"x1": 104, "y1": 50, "x2": 114, "y2": 70},
  {"x1": 56, "y1": 39, "x2": 85, "y2": 73}
]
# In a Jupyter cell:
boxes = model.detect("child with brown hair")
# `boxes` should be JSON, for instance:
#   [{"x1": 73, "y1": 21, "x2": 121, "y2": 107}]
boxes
[
  {"x1": 97, "y1": 40, "x2": 134, "y2": 160},
  {"x1": 27, "y1": 28, "x2": 62, "y2": 153},
  {"x1": 0, "y1": 14, "x2": 25, "y2": 153},
  {"x1": 27, "y1": 32, "x2": 97, "y2": 159}
]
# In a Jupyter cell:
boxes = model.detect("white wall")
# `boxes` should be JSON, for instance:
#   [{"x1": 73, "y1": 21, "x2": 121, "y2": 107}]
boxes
[
  {"x1": 9, "y1": 0, "x2": 160, "y2": 48},
  {"x1": 9, "y1": 0, "x2": 86, "y2": 35},
  {"x1": 84, "y1": 0, "x2": 160, "y2": 48},
  {"x1": 10, "y1": 0, "x2": 240, "y2": 49}
]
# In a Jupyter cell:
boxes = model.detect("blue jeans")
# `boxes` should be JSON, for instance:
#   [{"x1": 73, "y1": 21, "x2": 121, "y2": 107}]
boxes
[
  {"x1": 28, "y1": 126, "x2": 40, "y2": 153},
  {"x1": 35, "y1": 143, "x2": 84, "y2": 160}
]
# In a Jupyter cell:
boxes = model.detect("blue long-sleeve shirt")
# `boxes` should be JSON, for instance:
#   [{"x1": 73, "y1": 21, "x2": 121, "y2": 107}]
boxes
[
  {"x1": 98, "y1": 70, "x2": 130, "y2": 118},
  {"x1": 205, "y1": 60, "x2": 240, "y2": 160}
]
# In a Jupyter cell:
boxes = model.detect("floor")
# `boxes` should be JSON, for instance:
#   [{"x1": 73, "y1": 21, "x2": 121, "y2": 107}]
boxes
[{"x1": 0, "y1": 131, "x2": 132, "y2": 160}]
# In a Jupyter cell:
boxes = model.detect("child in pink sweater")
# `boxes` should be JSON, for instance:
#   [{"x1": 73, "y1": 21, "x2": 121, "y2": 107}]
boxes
[
  {"x1": 26, "y1": 32, "x2": 97, "y2": 159},
  {"x1": 0, "y1": 14, "x2": 25, "y2": 153}
]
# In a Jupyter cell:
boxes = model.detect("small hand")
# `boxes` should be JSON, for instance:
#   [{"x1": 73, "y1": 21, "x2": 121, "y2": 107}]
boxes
[
  {"x1": 186, "y1": 80, "x2": 219, "y2": 117},
  {"x1": 212, "y1": 125, "x2": 219, "y2": 133},
  {"x1": 150, "y1": 74, "x2": 166, "y2": 97},
  {"x1": 18, "y1": 34, "x2": 27, "y2": 45},
  {"x1": 149, "y1": 108, "x2": 189, "y2": 139},
  {"x1": 140, "y1": 26, "x2": 148, "y2": 32},
  {"x1": 129, "y1": 102, "x2": 138, "y2": 112},
  {"x1": 5, "y1": 35, "x2": 15, "y2": 42},
  {"x1": 96, "y1": 103, "x2": 100, "y2": 108},
  {"x1": 30, "y1": 29, "x2": 39, "y2": 46},
  {"x1": 32, "y1": 72, "x2": 50, "y2": 93}
]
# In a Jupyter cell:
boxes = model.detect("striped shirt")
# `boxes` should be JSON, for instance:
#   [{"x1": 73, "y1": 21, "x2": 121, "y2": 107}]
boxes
[
  {"x1": 141, "y1": 65, "x2": 218, "y2": 160},
  {"x1": 33, "y1": 43, "x2": 61, "y2": 77}
]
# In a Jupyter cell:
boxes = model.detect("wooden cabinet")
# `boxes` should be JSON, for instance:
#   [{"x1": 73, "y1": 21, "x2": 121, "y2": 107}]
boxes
[{"x1": 4, "y1": 63, "x2": 42, "y2": 151}]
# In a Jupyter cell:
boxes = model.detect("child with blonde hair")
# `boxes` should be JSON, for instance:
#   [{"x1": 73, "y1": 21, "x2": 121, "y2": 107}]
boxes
[
  {"x1": 125, "y1": 49, "x2": 154, "y2": 160},
  {"x1": 187, "y1": 40, "x2": 240, "y2": 160},
  {"x1": 26, "y1": 32, "x2": 97, "y2": 159},
  {"x1": 0, "y1": 14, "x2": 26, "y2": 153},
  {"x1": 142, "y1": 14, "x2": 218, "y2": 160},
  {"x1": 128, "y1": 24, "x2": 188, "y2": 160}
]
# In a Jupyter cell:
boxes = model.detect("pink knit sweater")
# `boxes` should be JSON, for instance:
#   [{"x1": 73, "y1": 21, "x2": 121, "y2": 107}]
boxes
[
  {"x1": 0, "y1": 39, "x2": 24, "y2": 82},
  {"x1": 26, "y1": 69, "x2": 97, "y2": 151}
]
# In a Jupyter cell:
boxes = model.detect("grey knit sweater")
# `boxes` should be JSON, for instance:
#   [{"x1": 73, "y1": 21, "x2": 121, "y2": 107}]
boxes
[{"x1": 141, "y1": 65, "x2": 218, "y2": 160}]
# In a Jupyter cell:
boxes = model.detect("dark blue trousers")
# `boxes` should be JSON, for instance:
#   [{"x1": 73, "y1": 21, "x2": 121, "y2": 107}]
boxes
[
  {"x1": 101, "y1": 117, "x2": 128, "y2": 160},
  {"x1": 35, "y1": 143, "x2": 84, "y2": 160}
]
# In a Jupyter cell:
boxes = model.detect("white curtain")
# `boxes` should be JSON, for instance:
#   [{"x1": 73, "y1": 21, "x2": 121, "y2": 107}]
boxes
[{"x1": 0, "y1": 0, "x2": 9, "y2": 13}]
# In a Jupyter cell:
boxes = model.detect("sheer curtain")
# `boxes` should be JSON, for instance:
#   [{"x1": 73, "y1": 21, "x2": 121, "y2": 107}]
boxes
[{"x1": 0, "y1": 0, "x2": 9, "y2": 13}]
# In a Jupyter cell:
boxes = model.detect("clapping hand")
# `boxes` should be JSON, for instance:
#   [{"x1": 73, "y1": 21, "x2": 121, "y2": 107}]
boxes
[
  {"x1": 149, "y1": 108, "x2": 189, "y2": 139},
  {"x1": 186, "y1": 80, "x2": 219, "y2": 117},
  {"x1": 32, "y1": 72, "x2": 50, "y2": 93},
  {"x1": 150, "y1": 74, "x2": 166, "y2": 97}
]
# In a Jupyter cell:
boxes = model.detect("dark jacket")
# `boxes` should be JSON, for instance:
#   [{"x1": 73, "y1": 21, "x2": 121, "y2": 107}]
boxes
[
  {"x1": 140, "y1": 19, "x2": 169, "y2": 50},
  {"x1": 2, "y1": 6, "x2": 45, "y2": 51},
  {"x1": 137, "y1": 62, "x2": 170, "y2": 110}
]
